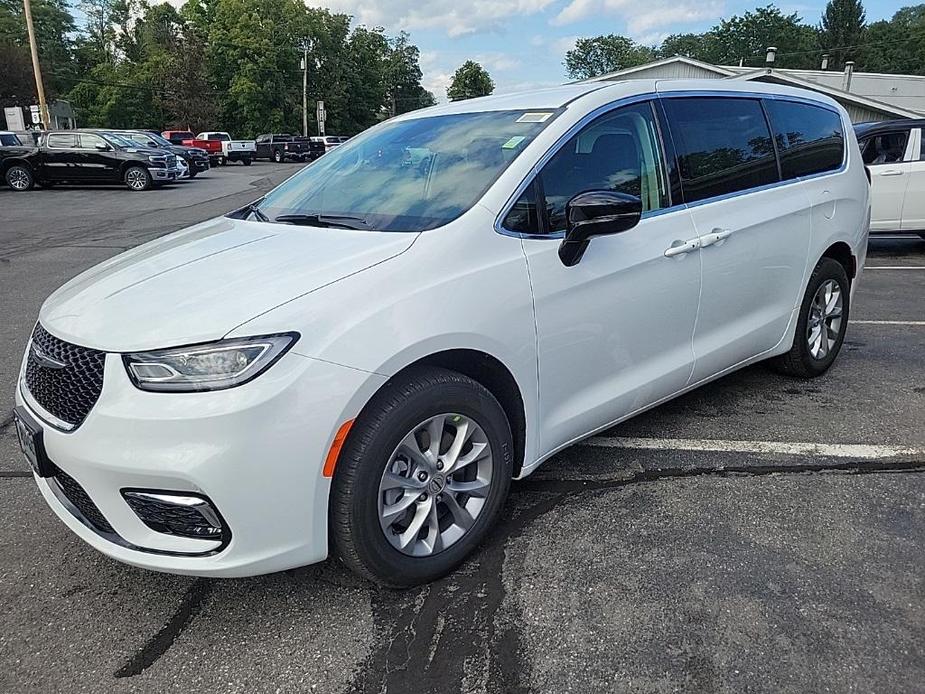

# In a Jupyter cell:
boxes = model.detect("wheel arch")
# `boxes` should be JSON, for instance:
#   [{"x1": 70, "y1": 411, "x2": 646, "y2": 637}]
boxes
[
  {"x1": 1, "y1": 157, "x2": 33, "y2": 175},
  {"x1": 353, "y1": 348, "x2": 528, "y2": 478},
  {"x1": 820, "y1": 241, "x2": 856, "y2": 282}
]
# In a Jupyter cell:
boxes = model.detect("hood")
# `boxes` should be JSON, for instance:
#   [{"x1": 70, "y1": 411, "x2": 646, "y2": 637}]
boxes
[
  {"x1": 118, "y1": 146, "x2": 163, "y2": 156},
  {"x1": 171, "y1": 144, "x2": 208, "y2": 156},
  {"x1": 39, "y1": 217, "x2": 418, "y2": 352}
]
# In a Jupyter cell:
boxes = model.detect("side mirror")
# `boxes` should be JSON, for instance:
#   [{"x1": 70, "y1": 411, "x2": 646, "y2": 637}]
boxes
[
  {"x1": 95, "y1": 143, "x2": 110, "y2": 151},
  {"x1": 558, "y1": 190, "x2": 642, "y2": 266}
]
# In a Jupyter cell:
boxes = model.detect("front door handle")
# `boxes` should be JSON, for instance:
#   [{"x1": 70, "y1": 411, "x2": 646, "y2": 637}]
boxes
[
  {"x1": 700, "y1": 228, "x2": 733, "y2": 248},
  {"x1": 664, "y1": 238, "x2": 701, "y2": 257},
  {"x1": 879, "y1": 169, "x2": 904, "y2": 176}
]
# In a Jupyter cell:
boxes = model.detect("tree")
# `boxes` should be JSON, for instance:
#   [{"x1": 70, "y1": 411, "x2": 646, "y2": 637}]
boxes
[
  {"x1": 697, "y1": 6, "x2": 820, "y2": 68},
  {"x1": 447, "y1": 60, "x2": 493, "y2": 101},
  {"x1": 386, "y1": 32, "x2": 435, "y2": 115},
  {"x1": 858, "y1": 5, "x2": 925, "y2": 74},
  {"x1": 820, "y1": 0, "x2": 866, "y2": 68},
  {"x1": 564, "y1": 35, "x2": 656, "y2": 79},
  {"x1": 657, "y1": 33, "x2": 704, "y2": 60}
]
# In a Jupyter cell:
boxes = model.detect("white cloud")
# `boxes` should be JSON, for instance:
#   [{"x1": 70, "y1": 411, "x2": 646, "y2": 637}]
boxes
[
  {"x1": 552, "y1": 35, "x2": 580, "y2": 54},
  {"x1": 315, "y1": 0, "x2": 557, "y2": 37},
  {"x1": 552, "y1": 0, "x2": 724, "y2": 36},
  {"x1": 475, "y1": 52, "x2": 522, "y2": 72}
]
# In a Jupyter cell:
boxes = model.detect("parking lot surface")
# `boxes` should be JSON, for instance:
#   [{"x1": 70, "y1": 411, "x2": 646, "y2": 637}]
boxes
[{"x1": 1, "y1": 168, "x2": 923, "y2": 693}]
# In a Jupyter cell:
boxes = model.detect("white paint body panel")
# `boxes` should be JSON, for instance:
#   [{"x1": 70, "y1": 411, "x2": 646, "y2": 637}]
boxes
[{"x1": 18, "y1": 80, "x2": 869, "y2": 576}]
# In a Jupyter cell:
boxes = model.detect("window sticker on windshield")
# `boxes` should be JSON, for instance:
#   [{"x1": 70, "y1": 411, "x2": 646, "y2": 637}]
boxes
[
  {"x1": 516, "y1": 112, "x2": 553, "y2": 123},
  {"x1": 502, "y1": 136, "x2": 527, "y2": 149}
]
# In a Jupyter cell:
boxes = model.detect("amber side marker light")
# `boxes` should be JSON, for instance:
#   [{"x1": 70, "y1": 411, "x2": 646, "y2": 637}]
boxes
[{"x1": 323, "y1": 419, "x2": 354, "y2": 477}]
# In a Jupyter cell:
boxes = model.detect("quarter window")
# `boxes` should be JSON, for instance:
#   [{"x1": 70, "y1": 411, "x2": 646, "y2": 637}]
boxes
[
  {"x1": 502, "y1": 101, "x2": 668, "y2": 234},
  {"x1": 662, "y1": 97, "x2": 779, "y2": 203},
  {"x1": 764, "y1": 100, "x2": 844, "y2": 178},
  {"x1": 78, "y1": 133, "x2": 109, "y2": 149},
  {"x1": 47, "y1": 133, "x2": 77, "y2": 148},
  {"x1": 861, "y1": 131, "x2": 909, "y2": 165}
]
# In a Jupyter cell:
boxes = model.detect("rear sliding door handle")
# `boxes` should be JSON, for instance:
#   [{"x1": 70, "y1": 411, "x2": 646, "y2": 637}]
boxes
[
  {"x1": 879, "y1": 169, "x2": 904, "y2": 176},
  {"x1": 664, "y1": 238, "x2": 701, "y2": 257},
  {"x1": 699, "y1": 228, "x2": 733, "y2": 248}
]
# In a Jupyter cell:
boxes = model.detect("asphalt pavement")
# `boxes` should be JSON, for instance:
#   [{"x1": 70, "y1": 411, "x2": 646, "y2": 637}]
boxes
[{"x1": 0, "y1": 167, "x2": 922, "y2": 693}]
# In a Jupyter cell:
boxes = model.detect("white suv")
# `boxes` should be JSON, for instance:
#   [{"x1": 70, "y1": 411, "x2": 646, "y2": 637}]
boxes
[
  {"x1": 14, "y1": 80, "x2": 869, "y2": 586},
  {"x1": 856, "y1": 119, "x2": 925, "y2": 238}
]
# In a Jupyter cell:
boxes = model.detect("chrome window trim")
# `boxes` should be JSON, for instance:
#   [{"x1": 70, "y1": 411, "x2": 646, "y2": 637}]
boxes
[{"x1": 494, "y1": 89, "x2": 849, "y2": 239}]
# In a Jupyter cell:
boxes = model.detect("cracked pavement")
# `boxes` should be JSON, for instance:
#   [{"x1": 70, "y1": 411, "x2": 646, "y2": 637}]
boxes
[{"x1": 1, "y1": 168, "x2": 923, "y2": 693}]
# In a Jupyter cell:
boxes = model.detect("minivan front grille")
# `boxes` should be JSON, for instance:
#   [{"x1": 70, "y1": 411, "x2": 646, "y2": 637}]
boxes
[{"x1": 24, "y1": 324, "x2": 105, "y2": 428}]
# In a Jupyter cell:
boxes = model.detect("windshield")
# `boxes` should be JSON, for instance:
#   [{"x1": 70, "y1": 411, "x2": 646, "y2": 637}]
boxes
[
  {"x1": 0, "y1": 133, "x2": 22, "y2": 146},
  {"x1": 123, "y1": 132, "x2": 158, "y2": 147},
  {"x1": 105, "y1": 132, "x2": 143, "y2": 148},
  {"x1": 256, "y1": 109, "x2": 558, "y2": 232}
]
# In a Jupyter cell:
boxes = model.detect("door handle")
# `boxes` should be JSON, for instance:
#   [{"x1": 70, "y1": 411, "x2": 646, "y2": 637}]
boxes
[
  {"x1": 664, "y1": 238, "x2": 701, "y2": 257},
  {"x1": 879, "y1": 169, "x2": 904, "y2": 176},
  {"x1": 699, "y1": 228, "x2": 733, "y2": 248}
]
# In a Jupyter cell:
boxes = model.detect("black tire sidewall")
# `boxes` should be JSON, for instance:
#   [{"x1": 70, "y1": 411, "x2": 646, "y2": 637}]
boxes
[
  {"x1": 334, "y1": 369, "x2": 513, "y2": 586},
  {"x1": 794, "y1": 258, "x2": 850, "y2": 376}
]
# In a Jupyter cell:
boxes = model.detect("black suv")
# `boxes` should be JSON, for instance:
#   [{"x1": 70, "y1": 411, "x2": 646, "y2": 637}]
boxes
[
  {"x1": 254, "y1": 134, "x2": 323, "y2": 162},
  {"x1": 112, "y1": 130, "x2": 210, "y2": 177},
  {"x1": 1, "y1": 130, "x2": 180, "y2": 191}
]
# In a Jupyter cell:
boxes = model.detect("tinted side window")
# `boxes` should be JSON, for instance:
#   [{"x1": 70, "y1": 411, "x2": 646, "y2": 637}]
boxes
[
  {"x1": 78, "y1": 133, "x2": 108, "y2": 149},
  {"x1": 47, "y1": 133, "x2": 77, "y2": 148},
  {"x1": 764, "y1": 100, "x2": 844, "y2": 178},
  {"x1": 663, "y1": 97, "x2": 778, "y2": 203},
  {"x1": 861, "y1": 131, "x2": 909, "y2": 165},
  {"x1": 502, "y1": 101, "x2": 668, "y2": 234}
]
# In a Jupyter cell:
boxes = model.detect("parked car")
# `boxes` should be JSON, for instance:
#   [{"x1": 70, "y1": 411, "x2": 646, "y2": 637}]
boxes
[
  {"x1": 109, "y1": 129, "x2": 210, "y2": 177},
  {"x1": 1, "y1": 129, "x2": 180, "y2": 191},
  {"x1": 254, "y1": 133, "x2": 321, "y2": 162},
  {"x1": 183, "y1": 131, "x2": 255, "y2": 166},
  {"x1": 311, "y1": 135, "x2": 347, "y2": 154},
  {"x1": 162, "y1": 130, "x2": 195, "y2": 145},
  {"x1": 0, "y1": 131, "x2": 23, "y2": 147},
  {"x1": 855, "y1": 119, "x2": 925, "y2": 239},
  {"x1": 13, "y1": 81, "x2": 868, "y2": 587}
]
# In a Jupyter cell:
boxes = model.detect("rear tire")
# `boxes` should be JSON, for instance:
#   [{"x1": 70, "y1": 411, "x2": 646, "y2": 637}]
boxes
[
  {"x1": 771, "y1": 257, "x2": 849, "y2": 378},
  {"x1": 242, "y1": 157, "x2": 252, "y2": 166},
  {"x1": 331, "y1": 366, "x2": 513, "y2": 587},
  {"x1": 5, "y1": 164, "x2": 34, "y2": 191},
  {"x1": 124, "y1": 165, "x2": 152, "y2": 191}
]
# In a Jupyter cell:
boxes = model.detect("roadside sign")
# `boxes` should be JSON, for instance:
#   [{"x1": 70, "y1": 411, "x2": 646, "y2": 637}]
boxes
[
  {"x1": 29, "y1": 105, "x2": 41, "y2": 125},
  {"x1": 316, "y1": 100, "x2": 326, "y2": 136},
  {"x1": 3, "y1": 106, "x2": 25, "y2": 131}
]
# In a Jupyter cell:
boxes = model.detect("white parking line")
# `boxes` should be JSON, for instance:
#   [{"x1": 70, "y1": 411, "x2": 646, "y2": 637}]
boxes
[
  {"x1": 851, "y1": 320, "x2": 925, "y2": 326},
  {"x1": 583, "y1": 437, "x2": 925, "y2": 459},
  {"x1": 865, "y1": 266, "x2": 925, "y2": 270}
]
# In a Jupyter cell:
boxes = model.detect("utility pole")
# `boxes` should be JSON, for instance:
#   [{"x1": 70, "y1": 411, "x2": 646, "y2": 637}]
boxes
[
  {"x1": 301, "y1": 45, "x2": 308, "y2": 137},
  {"x1": 23, "y1": 0, "x2": 50, "y2": 128}
]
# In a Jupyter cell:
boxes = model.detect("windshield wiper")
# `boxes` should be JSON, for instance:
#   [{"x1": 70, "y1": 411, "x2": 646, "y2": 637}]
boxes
[{"x1": 273, "y1": 213, "x2": 369, "y2": 230}]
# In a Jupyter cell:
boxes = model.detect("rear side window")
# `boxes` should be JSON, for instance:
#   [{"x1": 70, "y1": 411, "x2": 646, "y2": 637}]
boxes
[
  {"x1": 860, "y1": 131, "x2": 909, "y2": 165},
  {"x1": 46, "y1": 133, "x2": 77, "y2": 148},
  {"x1": 0, "y1": 133, "x2": 21, "y2": 146},
  {"x1": 662, "y1": 97, "x2": 779, "y2": 203},
  {"x1": 764, "y1": 100, "x2": 844, "y2": 178}
]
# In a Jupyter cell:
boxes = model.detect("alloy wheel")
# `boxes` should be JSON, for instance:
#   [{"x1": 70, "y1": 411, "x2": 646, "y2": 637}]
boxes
[
  {"x1": 8, "y1": 168, "x2": 30, "y2": 190},
  {"x1": 806, "y1": 279, "x2": 843, "y2": 359},
  {"x1": 127, "y1": 169, "x2": 147, "y2": 190},
  {"x1": 378, "y1": 413, "x2": 493, "y2": 557}
]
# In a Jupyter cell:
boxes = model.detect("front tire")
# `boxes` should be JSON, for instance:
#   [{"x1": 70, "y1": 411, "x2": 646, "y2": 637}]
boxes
[
  {"x1": 772, "y1": 257, "x2": 849, "y2": 378},
  {"x1": 124, "y1": 166, "x2": 152, "y2": 191},
  {"x1": 5, "y1": 164, "x2": 34, "y2": 191},
  {"x1": 331, "y1": 367, "x2": 513, "y2": 587}
]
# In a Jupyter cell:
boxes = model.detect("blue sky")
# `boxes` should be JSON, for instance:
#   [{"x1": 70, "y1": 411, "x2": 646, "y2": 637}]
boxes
[{"x1": 315, "y1": 0, "x2": 901, "y2": 100}]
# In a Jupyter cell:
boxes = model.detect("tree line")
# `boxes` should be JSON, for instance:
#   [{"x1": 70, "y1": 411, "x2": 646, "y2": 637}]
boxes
[
  {"x1": 565, "y1": 1, "x2": 925, "y2": 79},
  {"x1": 0, "y1": 0, "x2": 437, "y2": 136}
]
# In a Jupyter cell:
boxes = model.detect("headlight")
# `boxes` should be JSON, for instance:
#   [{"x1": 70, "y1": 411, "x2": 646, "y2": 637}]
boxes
[{"x1": 122, "y1": 333, "x2": 299, "y2": 392}]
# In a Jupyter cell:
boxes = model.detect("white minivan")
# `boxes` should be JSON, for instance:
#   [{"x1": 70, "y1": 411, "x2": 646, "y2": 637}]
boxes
[
  {"x1": 14, "y1": 80, "x2": 869, "y2": 586},
  {"x1": 855, "y1": 119, "x2": 925, "y2": 238}
]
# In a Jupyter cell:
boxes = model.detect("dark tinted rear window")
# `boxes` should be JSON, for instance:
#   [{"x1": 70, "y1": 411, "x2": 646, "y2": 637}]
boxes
[
  {"x1": 764, "y1": 100, "x2": 844, "y2": 178},
  {"x1": 663, "y1": 97, "x2": 779, "y2": 203}
]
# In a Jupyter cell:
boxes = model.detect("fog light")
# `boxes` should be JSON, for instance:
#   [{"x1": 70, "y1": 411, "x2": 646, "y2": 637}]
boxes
[{"x1": 122, "y1": 490, "x2": 226, "y2": 540}]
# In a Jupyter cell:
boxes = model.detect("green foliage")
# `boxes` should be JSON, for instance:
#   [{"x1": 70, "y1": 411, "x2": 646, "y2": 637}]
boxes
[
  {"x1": 1, "y1": 0, "x2": 433, "y2": 135},
  {"x1": 859, "y1": 5, "x2": 925, "y2": 74},
  {"x1": 820, "y1": 0, "x2": 866, "y2": 68},
  {"x1": 446, "y1": 60, "x2": 494, "y2": 101},
  {"x1": 564, "y1": 35, "x2": 656, "y2": 80}
]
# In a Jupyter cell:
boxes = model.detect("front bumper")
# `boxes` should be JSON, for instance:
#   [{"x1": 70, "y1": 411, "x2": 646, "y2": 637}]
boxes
[
  {"x1": 16, "y1": 347, "x2": 385, "y2": 577},
  {"x1": 151, "y1": 166, "x2": 179, "y2": 181}
]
